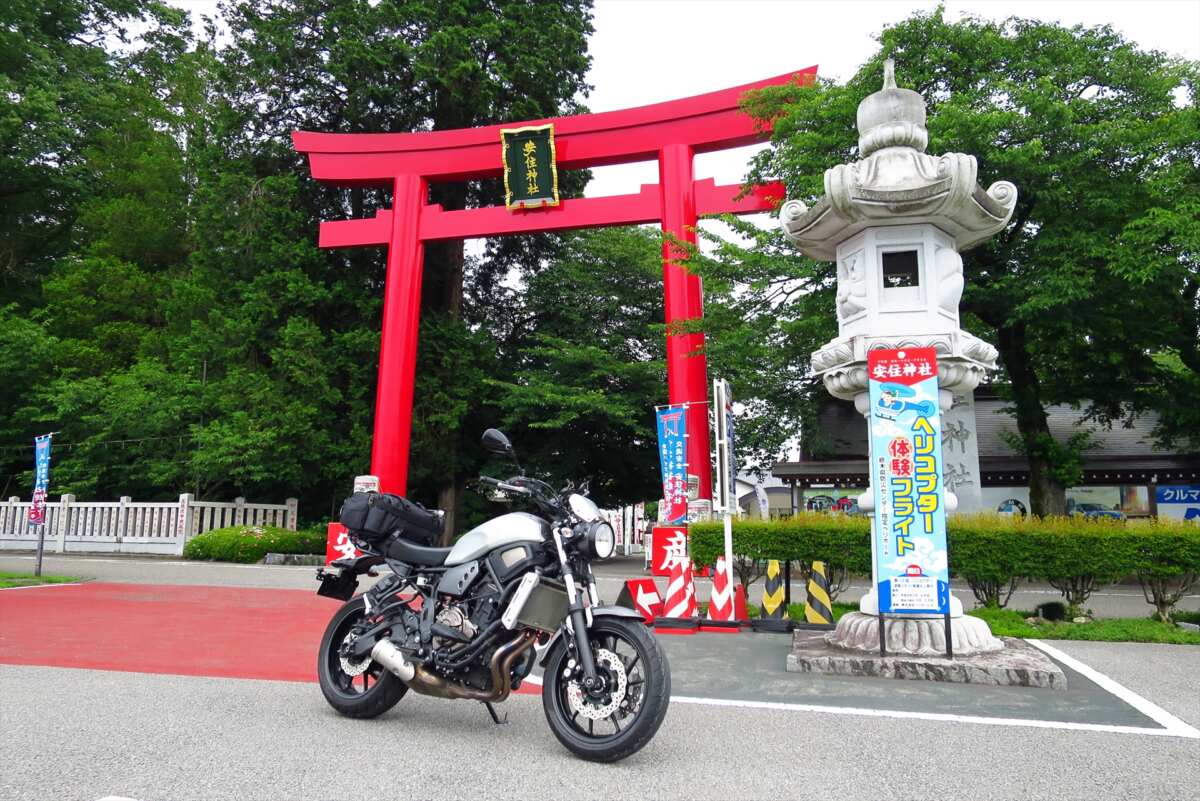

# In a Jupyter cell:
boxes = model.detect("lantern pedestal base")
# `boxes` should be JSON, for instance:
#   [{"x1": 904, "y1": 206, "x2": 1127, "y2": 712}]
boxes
[
  {"x1": 827, "y1": 611, "x2": 1002, "y2": 657},
  {"x1": 787, "y1": 627, "x2": 1064, "y2": 688}
]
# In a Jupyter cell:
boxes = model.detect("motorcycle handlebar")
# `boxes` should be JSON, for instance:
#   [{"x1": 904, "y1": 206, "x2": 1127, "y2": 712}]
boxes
[{"x1": 477, "y1": 476, "x2": 531, "y2": 495}]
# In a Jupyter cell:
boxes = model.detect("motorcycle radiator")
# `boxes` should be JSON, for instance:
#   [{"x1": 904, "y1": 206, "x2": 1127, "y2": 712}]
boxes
[{"x1": 502, "y1": 574, "x2": 569, "y2": 633}]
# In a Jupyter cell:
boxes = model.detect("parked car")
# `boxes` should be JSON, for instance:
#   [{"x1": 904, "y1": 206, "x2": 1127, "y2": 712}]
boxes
[{"x1": 1072, "y1": 502, "x2": 1125, "y2": 521}]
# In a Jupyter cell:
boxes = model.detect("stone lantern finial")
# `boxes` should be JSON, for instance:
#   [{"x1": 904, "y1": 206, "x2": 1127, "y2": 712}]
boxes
[{"x1": 856, "y1": 58, "x2": 928, "y2": 156}]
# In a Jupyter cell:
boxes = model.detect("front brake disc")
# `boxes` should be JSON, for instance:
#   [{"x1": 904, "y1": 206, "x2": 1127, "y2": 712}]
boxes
[{"x1": 565, "y1": 648, "x2": 627, "y2": 722}]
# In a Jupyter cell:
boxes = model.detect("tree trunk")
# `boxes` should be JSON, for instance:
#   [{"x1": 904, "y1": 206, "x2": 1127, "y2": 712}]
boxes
[
  {"x1": 437, "y1": 480, "x2": 460, "y2": 546},
  {"x1": 995, "y1": 323, "x2": 1067, "y2": 516},
  {"x1": 421, "y1": 183, "x2": 467, "y2": 317},
  {"x1": 422, "y1": 182, "x2": 469, "y2": 541}
]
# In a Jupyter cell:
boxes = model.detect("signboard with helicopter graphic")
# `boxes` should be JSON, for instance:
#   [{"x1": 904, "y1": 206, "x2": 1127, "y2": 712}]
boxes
[{"x1": 867, "y1": 347, "x2": 950, "y2": 615}]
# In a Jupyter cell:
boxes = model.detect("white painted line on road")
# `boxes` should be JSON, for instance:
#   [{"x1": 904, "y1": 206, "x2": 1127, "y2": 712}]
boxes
[
  {"x1": 526, "y1": 651, "x2": 1197, "y2": 739},
  {"x1": 1026, "y1": 638, "x2": 1200, "y2": 739},
  {"x1": 667, "y1": 694, "x2": 1198, "y2": 738},
  {"x1": 0, "y1": 582, "x2": 83, "y2": 591}
]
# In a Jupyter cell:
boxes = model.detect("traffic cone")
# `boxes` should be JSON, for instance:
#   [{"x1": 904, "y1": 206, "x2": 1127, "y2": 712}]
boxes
[
  {"x1": 702, "y1": 557, "x2": 743, "y2": 632},
  {"x1": 804, "y1": 560, "x2": 835, "y2": 626},
  {"x1": 655, "y1": 558, "x2": 698, "y2": 632},
  {"x1": 752, "y1": 559, "x2": 792, "y2": 632},
  {"x1": 761, "y1": 560, "x2": 785, "y2": 618},
  {"x1": 732, "y1": 584, "x2": 750, "y2": 620},
  {"x1": 707, "y1": 557, "x2": 734, "y2": 620}
]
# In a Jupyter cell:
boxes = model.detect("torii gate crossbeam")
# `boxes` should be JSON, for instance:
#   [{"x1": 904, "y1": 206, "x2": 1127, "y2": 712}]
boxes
[{"x1": 293, "y1": 66, "x2": 817, "y2": 503}]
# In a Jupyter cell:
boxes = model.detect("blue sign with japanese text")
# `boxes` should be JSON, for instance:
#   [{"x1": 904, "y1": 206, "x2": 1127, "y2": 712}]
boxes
[
  {"x1": 656, "y1": 406, "x2": 688, "y2": 525},
  {"x1": 1155, "y1": 484, "x2": 1200, "y2": 522},
  {"x1": 28, "y1": 434, "x2": 52, "y2": 526},
  {"x1": 867, "y1": 348, "x2": 950, "y2": 615}
]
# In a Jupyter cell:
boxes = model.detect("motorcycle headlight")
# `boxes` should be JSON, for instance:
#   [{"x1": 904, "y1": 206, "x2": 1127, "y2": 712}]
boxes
[
  {"x1": 567, "y1": 493, "x2": 601, "y2": 522},
  {"x1": 581, "y1": 520, "x2": 616, "y2": 560}
]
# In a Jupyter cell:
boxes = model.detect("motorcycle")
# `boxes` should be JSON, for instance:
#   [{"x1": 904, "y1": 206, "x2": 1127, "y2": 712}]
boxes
[{"x1": 314, "y1": 428, "x2": 671, "y2": 762}]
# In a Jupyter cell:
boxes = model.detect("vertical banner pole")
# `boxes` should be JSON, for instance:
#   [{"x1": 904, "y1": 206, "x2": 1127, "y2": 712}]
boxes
[
  {"x1": 29, "y1": 433, "x2": 53, "y2": 577},
  {"x1": 34, "y1": 526, "x2": 44, "y2": 577},
  {"x1": 783, "y1": 560, "x2": 792, "y2": 608},
  {"x1": 944, "y1": 611, "x2": 954, "y2": 659},
  {"x1": 713, "y1": 379, "x2": 734, "y2": 570}
]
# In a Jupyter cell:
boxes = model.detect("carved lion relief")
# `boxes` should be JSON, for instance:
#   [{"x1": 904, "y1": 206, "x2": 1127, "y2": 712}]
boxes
[{"x1": 836, "y1": 251, "x2": 868, "y2": 322}]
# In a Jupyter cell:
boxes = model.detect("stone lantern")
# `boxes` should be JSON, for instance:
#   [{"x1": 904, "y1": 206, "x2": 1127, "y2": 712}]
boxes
[{"x1": 781, "y1": 60, "x2": 1017, "y2": 654}]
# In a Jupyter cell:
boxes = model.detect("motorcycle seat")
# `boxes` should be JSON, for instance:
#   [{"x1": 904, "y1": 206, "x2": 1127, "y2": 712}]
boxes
[{"x1": 384, "y1": 533, "x2": 450, "y2": 566}]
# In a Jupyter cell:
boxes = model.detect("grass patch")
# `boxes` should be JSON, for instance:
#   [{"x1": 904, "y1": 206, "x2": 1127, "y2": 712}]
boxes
[
  {"x1": 183, "y1": 525, "x2": 326, "y2": 563},
  {"x1": 968, "y1": 606, "x2": 1200, "y2": 645},
  {"x1": 0, "y1": 572, "x2": 82, "y2": 589}
]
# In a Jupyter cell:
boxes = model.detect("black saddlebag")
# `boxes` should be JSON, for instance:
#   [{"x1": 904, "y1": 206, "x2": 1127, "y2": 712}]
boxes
[{"x1": 338, "y1": 491, "x2": 443, "y2": 546}]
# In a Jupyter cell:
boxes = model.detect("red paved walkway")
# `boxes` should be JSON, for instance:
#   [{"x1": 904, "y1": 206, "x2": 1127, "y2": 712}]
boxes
[
  {"x1": 0, "y1": 582, "x2": 336, "y2": 682},
  {"x1": 0, "y1": 582, "x2": 542, "y2": 695}
]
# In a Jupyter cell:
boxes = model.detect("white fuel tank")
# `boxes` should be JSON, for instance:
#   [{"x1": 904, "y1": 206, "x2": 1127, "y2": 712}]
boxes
[{"x1": 445, "y1": 512, "x2": 549, "y2": 564}]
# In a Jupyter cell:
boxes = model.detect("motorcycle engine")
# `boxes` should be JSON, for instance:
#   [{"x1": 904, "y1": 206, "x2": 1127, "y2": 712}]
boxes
[{"x1": 434, "y1": 602, "x2": 478, "y2": 642}]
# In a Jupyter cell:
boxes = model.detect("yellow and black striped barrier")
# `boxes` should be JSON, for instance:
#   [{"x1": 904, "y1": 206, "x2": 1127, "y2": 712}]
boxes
[
  {"x1": 761, "y1": 560, "x2": 786, "y2": 620},
  {"x1": 752, "y1": 559, "x2": 793, "y2": 632},
  {"x1": 804, "y1": 561, "x2": 834, "y2": 625}
]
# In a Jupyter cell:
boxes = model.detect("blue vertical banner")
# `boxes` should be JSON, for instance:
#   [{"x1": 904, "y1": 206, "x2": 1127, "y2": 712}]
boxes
[
  {"x1": 656, "y1": 406, "x2": 688, "y2": 525},
  {"x1": 867, "y1": 348, "x2": 950, "y2": 615},
  {"x1": 28, "y1": 434, "x2": 52, "y2": 526}
]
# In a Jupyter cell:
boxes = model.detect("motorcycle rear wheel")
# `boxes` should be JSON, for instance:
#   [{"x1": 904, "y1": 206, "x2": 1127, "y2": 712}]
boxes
[
  {"x1": 541, "y1": 617, "x2": 670, "y2": 762},
  {"x1": 317, "y1": 596, "x2": 408, "y2": 718}
]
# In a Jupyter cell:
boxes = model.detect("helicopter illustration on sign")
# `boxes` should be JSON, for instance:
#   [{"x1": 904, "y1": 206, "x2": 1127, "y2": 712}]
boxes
[{"x1": 875, "y1": 383, "x2": 936, "y2": 421}]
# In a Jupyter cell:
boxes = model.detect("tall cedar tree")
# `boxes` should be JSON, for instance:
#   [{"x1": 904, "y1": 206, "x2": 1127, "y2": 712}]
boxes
[{"x1": 217, "y1": 0, "x2": 593, "y2": 537}]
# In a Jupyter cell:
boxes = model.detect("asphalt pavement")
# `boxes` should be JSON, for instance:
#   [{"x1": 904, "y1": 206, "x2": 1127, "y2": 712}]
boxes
[
  {"x1": 2, "y1": 558, "x2": 1199, "y2": 801},
  {"x1": 4, "y1": 552, "x2": 1197, "y2": 619},
  {"x1": 2, "y1": 643, "x2": 1198, "y2": 801}
]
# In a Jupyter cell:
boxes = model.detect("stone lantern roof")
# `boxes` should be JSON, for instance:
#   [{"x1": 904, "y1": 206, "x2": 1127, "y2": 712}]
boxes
[{"x1": 781, "y1": 60, "x2": 1017, "y2": 261}]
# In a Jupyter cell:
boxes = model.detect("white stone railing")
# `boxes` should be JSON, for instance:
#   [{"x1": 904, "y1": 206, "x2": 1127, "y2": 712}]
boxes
[{"x1": 0, "y1": 494, "x2": 298, "y2": 555}]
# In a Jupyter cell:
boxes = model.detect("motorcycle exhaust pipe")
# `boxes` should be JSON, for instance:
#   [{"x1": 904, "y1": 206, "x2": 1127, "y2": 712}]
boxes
[{"x1": 370, "y1": 639, "x2": 415, "y2": 681}]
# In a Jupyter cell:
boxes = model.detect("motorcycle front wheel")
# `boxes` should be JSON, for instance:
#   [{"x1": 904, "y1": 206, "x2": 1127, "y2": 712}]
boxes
[
  {"x1": 541, "y1": 617, "x2": 670, "y2": 762},
  {"x1": 317, "y1": 596, "x2": 408, "y2": 718}
]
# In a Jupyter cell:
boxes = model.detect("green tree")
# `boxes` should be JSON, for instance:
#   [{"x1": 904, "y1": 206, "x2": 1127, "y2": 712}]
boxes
[
  {"x1": 216, "y1": 0, "x2": 595, "y2": 531},
  {"x1": 698, "y1": 8, "x2": 1198, "y2": 515},
  {"x1": 481, "y1": 227, "x2": 667, "y2": 509}
]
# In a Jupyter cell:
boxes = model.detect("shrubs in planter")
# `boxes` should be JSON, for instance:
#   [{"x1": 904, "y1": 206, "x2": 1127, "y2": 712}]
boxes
[
  {"x1": 183, "y1": 525, "x2": 326, "y2": 564},
  {"x1": 690, "y1": 513, "x2": 1200, "y2": 620}
]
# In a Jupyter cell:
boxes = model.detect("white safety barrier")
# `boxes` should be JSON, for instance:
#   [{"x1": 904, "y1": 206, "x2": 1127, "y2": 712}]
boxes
[{"x1": 0, "y1": 494, "x2": 298, "y2": 555}]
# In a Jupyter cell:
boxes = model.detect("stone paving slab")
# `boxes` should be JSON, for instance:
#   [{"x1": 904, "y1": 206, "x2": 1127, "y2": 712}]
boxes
[{"x1": 657, "y1": 630, "x2": 1158, "y2": 729}]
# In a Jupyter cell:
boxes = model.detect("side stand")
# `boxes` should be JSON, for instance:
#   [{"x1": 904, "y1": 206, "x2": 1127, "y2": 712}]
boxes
[{"x1": 482, "y1": 701, "x2": 508, "y2": 725}]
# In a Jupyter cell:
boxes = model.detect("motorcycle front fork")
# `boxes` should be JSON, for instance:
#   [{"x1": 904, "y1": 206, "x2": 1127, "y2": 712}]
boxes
[{"x1": 552, "y1": 527, "x2": 602, "y2": 688}]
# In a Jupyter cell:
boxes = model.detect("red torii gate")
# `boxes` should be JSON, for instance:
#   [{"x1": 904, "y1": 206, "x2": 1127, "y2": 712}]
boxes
[{"x1": 293, "y1": 66, "x2": 816, "y2": 501}]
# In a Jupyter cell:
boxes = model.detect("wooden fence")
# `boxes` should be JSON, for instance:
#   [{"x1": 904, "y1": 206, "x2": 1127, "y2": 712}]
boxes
[{"x1": 0, "y1": 494, "x2": 299, "y2": 555}]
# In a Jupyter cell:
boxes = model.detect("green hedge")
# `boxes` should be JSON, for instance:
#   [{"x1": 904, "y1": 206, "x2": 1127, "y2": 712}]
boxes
[
  {"x1": 691, "y1": 513, "x2": 1200, "y2": 618},
  {"x1": 183, "y1": 525, "x2": 326, "y2": 563}
]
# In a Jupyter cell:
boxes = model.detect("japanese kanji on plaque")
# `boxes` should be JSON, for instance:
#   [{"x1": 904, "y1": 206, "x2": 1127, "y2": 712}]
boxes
[
  {"x1": 500, "y1": 124, "x2": 559, "y2": 210},
  {"x1": 867, "y1": 347, "x2": 950, "y2": 615}
]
